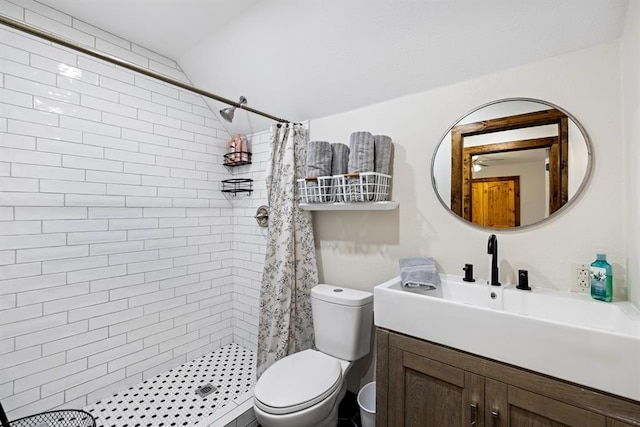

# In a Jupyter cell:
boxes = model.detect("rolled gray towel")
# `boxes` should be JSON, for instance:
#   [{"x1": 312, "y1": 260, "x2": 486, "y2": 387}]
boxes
[
  {"x1": 347, "y1": 132, "x2": 375, "y2": 200},
  {"x1": 348, "y1": 131, "x2": 374, "y2": 173},
  {"x1": 306, "y1": 140, "x2": 332, "y2": 178},
  {"x1": 399, "y1": 257, "x2": 440, "y2": 290},
  {"x1": 305, "y1": 141, "x2": 332, "y2": 203},
  {"x1": 331, "y1": 143, "x2": 349, "y2": 175},
  {"x1": 373, "y1": 135, "x2": 393, "y2": 175}
]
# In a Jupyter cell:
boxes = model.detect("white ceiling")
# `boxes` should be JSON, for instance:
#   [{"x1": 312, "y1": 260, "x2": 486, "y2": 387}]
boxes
[{"x1": 34, "y1": 0, "x2": 629, "y2": 134}]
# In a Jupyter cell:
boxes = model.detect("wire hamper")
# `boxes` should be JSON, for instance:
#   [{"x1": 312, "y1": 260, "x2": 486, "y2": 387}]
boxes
[{"x1": 297, "y1": 172, "x2": 391, "y2": 204}]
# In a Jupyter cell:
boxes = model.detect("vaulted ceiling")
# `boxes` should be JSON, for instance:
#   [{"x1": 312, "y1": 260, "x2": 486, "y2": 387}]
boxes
[{"x1": 35, "y1": 0, "x2": 630, "y2": 134}]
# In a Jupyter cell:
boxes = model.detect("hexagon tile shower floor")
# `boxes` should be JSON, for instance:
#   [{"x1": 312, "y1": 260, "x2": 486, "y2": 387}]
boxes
[{"x1": 84, "y1": 344, "x2": 256, "y2": 427}]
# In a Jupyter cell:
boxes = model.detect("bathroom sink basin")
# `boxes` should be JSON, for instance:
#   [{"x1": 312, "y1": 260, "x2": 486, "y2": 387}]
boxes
[
  {"x1": 400, "y1": 274, "x2": 496, "y2": 307},
  {"x1": 374, "y1": 274, "x2": 640, "y2": 402}
]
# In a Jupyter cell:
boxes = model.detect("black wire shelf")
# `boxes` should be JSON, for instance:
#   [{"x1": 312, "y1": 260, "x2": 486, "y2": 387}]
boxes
[
  {"x1": 223, "y1": 151, "x2": 252, "y2": 167},
  {"x1": 221, "y1": 178, "x2": 253, "y2": 195}
]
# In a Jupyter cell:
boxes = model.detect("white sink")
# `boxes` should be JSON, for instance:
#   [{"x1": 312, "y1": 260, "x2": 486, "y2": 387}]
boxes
[{"x1": 374, "y1": 274, "x2": 640, "y2": 402}]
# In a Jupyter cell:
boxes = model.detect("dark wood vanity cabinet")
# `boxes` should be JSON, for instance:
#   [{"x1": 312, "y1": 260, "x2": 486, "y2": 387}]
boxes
[{"x1": 376, "y1": 329, "x2": 640, "y2": 427}]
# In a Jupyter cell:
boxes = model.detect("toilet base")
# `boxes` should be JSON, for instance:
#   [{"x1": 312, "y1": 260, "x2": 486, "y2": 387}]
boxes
[{"x1": 253, "y1": 382, "x2": 347, "y2": 427}]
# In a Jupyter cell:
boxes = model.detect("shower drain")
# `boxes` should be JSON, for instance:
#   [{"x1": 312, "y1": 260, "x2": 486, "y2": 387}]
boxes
[{"x1": 195, "y1": 383, "x2": 217, "y2": 398}]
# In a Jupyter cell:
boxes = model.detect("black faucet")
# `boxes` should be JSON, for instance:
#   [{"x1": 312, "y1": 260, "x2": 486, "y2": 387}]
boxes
[{"x1": 487, "y1": 234, "x2": 501, "y2": 286}]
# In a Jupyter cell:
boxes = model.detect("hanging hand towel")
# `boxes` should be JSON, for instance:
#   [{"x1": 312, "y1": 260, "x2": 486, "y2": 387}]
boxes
[
  {"x1": 399, "y1": 257, "x2": 440, "y2": 291},
  {"x1": 373, "y1": 135, "x2": 393, "y2": 175}
]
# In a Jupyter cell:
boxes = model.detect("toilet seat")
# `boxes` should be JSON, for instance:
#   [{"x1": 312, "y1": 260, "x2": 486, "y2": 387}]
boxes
[{"x1": 254, "y1": 349, "x2": 342, "y2": 415}]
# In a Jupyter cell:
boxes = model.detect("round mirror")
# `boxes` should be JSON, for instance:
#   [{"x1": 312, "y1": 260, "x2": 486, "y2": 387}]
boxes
[{"x1": 431, "y1": 98, "x2": 592, "y2": 229}]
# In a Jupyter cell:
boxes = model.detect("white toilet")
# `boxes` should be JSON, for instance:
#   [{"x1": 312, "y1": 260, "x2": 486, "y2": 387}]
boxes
[{"x1": 253, "y1": 284, "x2": 374, "y2": 427}]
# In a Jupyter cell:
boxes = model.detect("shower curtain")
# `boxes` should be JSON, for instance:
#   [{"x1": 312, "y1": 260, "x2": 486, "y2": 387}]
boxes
[{"x1": 256, "y1": 123, "x2": 318, "y2": 377}]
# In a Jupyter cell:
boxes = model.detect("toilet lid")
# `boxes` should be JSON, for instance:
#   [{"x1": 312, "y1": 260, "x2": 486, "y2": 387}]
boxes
[{"x1": 254, "y1": 349, "x2": 342, "y2": 415}]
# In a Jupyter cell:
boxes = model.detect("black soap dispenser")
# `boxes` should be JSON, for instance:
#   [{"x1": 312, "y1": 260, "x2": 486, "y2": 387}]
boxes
[
  {"x1": 462, "y1": 263, "x2": 475, "y2": 282},
  {"x1": 517, "y1": 269, "x2": 532, "y2": 291}
]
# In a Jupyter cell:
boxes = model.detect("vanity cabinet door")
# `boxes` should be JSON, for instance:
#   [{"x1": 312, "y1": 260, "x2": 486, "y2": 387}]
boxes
[
  {"x1": 504, "y1": 386, "x2": 606, "y2": 427},
  {"x1": 388, "y1": 346, "x2": 484, "y2": 426},
  {"x1": 484, "y1": 379, "x2": 608, "y2": 427}
]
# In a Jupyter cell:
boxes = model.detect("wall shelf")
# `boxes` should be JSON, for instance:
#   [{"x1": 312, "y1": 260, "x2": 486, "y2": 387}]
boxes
[
  {"x1": 222, "y1": 151, "x2": 252, "y2": 196},
  {"x1": 299, "y1": 201, "x2": 398, "y2": 211},
  {"x1": 223, "y1": 151, "x2": 252, "y2": 167},
  {"x1": 222, "y1": 178, "x2": 253, "y2": 195}
]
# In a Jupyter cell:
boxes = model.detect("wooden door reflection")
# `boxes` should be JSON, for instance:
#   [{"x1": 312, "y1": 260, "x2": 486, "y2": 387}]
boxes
[{"x1": 471, "y1": 176, "x2": 520, "y2": 228}]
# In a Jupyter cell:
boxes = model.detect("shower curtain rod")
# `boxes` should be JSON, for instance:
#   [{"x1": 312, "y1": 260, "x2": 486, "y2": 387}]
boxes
[{"x1": 0, "y1": 15, "x2": 289, "y2": 124}]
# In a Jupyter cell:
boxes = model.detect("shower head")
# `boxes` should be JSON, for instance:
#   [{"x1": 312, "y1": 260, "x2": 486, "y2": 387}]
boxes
[{"x1": 220, "y1": 96, "x2": 247, "y2": 123}]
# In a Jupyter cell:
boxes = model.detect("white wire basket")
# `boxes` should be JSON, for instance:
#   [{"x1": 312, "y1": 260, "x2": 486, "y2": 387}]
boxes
[
  {"x1": 297, "y1": 176, "x2": 336, "y2": 203},
  {"x1": 297, "y1": 172, "x2": 391, "y2": 203},
  {"x1": 334, "y1": 172, "x2": 391, "y2": 202}
]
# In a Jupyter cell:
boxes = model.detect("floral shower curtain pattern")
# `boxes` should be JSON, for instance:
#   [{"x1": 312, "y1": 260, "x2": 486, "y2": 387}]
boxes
[{"x1": 256, "y1": 123, "x2": 318, "y2": 377}]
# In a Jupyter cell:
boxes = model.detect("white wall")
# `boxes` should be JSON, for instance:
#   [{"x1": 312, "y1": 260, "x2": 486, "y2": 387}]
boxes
[
  {"x1": 622, "y1": 1, "x2": 640, "y2": 308},
  {"x1": 310, "y1": 41, "x2": 627, "y2": 299},
  {"x1": 0, "y1": 0, "x2": 263, "y2": 419}
]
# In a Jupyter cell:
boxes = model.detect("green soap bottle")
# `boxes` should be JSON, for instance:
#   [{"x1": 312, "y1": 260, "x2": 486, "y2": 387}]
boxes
[{"x1": 590, "y1": 253, "x2": 613, "y2": 302}]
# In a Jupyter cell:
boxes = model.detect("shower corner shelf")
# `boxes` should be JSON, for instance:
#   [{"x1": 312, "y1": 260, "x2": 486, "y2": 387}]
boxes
[
  {"x1": 299, "y1": 201, "x2": 398, "y2": 211},
  {"x1": 222, "y1": 178, "x2": 253, "y2": 196},
  {"x1": 223, "y1": 151, "x2": 252, "y2": 167}
]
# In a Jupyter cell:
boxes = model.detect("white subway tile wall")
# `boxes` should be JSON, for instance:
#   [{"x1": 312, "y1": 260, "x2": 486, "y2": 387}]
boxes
[{"x1": 0, "y1": 0, "x2": 267, "y2": 420}]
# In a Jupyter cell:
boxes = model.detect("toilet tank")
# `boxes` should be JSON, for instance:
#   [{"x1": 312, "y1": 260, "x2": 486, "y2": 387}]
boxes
[{"x1": 311, "y1": 284, "x2": 373, "y2": 361}]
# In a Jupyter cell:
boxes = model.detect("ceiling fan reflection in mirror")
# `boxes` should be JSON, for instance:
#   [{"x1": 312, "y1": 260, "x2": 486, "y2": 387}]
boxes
[{"x1": 472, "y1": 156, "x2": 504, "y2": 172}]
